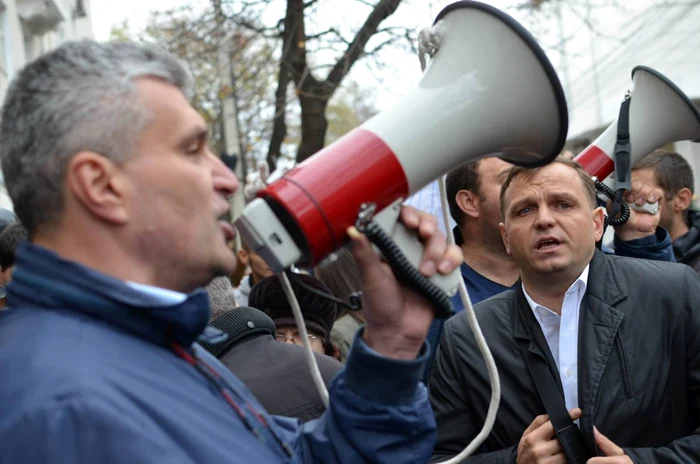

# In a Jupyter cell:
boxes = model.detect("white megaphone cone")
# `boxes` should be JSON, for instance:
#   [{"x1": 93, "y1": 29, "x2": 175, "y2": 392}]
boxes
[
  {"x1": 235, "y1": 0, "x2": 568, "y2": 272},
  {"x1": 576, "y1": 66, "x2": 700, "y2": 181}
]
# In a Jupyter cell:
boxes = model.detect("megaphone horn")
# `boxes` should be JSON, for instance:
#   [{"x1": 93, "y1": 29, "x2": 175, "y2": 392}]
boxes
[
  {"x1": 235, "y1": 0, "x2": 568, "y2": 273},
  {"x1": 576, "y1": 66, "x2": 700, "y2": 181}
]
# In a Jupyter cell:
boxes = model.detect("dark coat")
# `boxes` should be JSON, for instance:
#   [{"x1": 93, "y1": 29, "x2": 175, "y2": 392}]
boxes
[
  {"x1": 201, "y1": 306, "x2": 343, "y2": 423},
  {"x1": 674, "y1": 210, "x2": 700, "y2": 274},
  {"x1": 220, "y1": 334, "x2": 342, "y2": 422},
  {"x1": 430, "y1": 249, "x2": 700, "y2": 463}
]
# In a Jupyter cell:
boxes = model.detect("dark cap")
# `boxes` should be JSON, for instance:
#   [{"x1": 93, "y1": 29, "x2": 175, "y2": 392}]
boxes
[{"x1": 248, "y1": 274, "x2": 338, "y2": 339}]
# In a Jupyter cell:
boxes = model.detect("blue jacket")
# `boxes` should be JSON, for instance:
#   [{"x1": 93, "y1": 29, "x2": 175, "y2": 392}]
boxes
[{"x1": 0, "y1": 243, "x2": 436, "y2": 463}]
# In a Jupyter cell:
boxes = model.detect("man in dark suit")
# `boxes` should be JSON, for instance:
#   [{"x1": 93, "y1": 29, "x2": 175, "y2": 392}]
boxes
[{"x1": 430, "y1": 157, "x2": 700, "y2": 463}]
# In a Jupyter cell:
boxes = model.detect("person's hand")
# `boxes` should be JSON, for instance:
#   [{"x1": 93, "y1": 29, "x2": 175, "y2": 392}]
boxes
[
  {"x1": 348, "y1": 206, "x2": 462, "y2": 360},
  {"x1": 243, "y1": 160, "x2": 270, "y2": 201},
  {"x1": 516, "y1": 408, "x2": 582, "y2": 464},
  {"x1": 611, "y1": 180, "x2": 663, "y2": 241},
  {"x1": 587, "y1": 427, "x2": 633, "y2": 463}
]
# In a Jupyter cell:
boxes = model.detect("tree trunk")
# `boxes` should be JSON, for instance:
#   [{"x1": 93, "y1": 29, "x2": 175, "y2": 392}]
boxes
[
  {"x1": 297, "y1": 94, "x2": 328, "y2": 163},
  {"x1": 266, "y1": 66, "x2": 290, "y2": 172}
]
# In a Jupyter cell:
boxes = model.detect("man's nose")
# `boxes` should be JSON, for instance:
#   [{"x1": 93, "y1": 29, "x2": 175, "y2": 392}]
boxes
[
  {"x1": 534, "y1": 207, "x2": 556, "y2": 228},
  {"x1": 211, "y1": 152, "x2": 239, "y2": 196}
]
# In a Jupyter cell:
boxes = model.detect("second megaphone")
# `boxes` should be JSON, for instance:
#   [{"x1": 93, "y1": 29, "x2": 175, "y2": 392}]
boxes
[
  {"x1": 576, "y1": 66, "x2": 700, "y2": 182},
  {"x1": 235, "y1": 0, "x2": 568, "y2": 272}
]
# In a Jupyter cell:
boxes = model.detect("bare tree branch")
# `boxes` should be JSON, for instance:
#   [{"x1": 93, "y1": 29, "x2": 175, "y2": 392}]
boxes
[{"x1": 325, "y1": 0, "x2": 402, "y2": 91}]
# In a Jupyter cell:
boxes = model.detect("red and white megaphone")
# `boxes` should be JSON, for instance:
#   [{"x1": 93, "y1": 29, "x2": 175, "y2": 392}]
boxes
[
  {"x1": 235, "y1": 1, "x2": 568, "y2": 275},
  {"x1": 576, "y1": 66, "x2": 700, "y2": 182}
]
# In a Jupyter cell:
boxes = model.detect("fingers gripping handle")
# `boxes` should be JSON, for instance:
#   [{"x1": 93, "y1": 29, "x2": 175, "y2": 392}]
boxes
[
  {"x1": 361, "y1": 199, "x2": 460, "y2": 319},
  {"x1": 631, "y1": 201, "x2": 659, "y2": 215}
]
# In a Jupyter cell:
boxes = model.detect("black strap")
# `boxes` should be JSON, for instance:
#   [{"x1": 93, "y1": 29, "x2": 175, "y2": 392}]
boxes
[{"x1": 516, "y1": 291, "x2": 592, "y2": 464}]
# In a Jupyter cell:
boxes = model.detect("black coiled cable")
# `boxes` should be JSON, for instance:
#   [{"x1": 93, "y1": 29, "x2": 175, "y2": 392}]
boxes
[
  {"x1": 360, "y1": 221, "x2": 453, "y2": 320},
  {"x1": 595, "y1": 179, "x2": 630, "y2": 227},
  {"x1": 286, "y1": 270, "x2": 363, "y2": 312}
]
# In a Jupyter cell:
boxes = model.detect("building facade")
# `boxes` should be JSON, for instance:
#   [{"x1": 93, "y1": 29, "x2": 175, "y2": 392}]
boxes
[{"x1": 0, "y1": 0, "x2": 93, "y2": 210}]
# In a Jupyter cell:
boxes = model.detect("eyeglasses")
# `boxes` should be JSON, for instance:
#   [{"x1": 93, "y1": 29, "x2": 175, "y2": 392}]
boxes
[{"x1": 275, "y1": 332, "x2": 318, "y2": 344}]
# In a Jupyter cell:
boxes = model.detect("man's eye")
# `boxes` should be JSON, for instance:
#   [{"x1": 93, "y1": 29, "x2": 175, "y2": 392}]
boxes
[
  {"x1": 518, "y1": 207, "x2": 532, "y2": 215},
  {"x1": 558, "y1": 203, "x2": 572, "y2": 209}
]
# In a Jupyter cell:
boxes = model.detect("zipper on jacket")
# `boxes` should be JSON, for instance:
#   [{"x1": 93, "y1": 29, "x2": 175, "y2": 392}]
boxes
[{"x1": 614, "y1": 335, "x2": 633, "y2": 399}]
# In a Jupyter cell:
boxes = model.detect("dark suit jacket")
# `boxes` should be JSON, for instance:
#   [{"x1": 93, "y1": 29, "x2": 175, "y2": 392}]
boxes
[{"x1": 430, "y1": 249, "x2": 700, "y2": 463}]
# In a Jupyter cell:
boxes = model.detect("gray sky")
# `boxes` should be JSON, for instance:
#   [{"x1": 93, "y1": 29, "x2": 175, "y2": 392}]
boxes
[{"x1": 90, "y1": 0, "x2": 700, "y2": 138}]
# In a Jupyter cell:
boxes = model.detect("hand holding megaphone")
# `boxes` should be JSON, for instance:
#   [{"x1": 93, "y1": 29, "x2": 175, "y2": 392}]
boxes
[{"x1": 609, "y1": 180, "x2": 662, "y2": 241}]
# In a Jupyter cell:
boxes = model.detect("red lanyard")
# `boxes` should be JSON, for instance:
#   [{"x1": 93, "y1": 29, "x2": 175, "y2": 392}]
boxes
[{"x1": 172, "y1": 343, "x2": 294, "y2": 458}]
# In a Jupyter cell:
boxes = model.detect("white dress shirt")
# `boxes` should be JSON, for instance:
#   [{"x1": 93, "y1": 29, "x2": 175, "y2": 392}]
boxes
[{"x1": 522, "y1": 265, "x2": 590, "y2": 413}]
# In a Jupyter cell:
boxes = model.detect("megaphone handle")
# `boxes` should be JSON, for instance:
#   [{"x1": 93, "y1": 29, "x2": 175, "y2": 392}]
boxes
[{"x1": 361, "y1": 200, "x2": 459, "y2": 319}]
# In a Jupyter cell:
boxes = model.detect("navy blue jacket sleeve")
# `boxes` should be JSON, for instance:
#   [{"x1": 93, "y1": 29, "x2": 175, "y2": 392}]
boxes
[
  {"x1": 613, "y1": 227, "x2": 676, "y2": 262},
  {"x1": 274, "y1": 329, "x2": 437, "y2": 463}
]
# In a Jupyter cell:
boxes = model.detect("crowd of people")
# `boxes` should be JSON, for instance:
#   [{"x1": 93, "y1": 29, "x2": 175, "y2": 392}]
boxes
[{"x1": 1, "y1": 39, "x2": 700, "y2": 464}]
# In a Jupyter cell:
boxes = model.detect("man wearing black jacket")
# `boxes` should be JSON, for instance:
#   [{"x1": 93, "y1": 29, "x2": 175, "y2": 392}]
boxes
[{"x1": 430, "y1": 157, "x2": 700, "y2": 463}]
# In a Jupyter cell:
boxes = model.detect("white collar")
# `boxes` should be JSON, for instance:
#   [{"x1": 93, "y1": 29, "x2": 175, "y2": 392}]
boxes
[
  {"x1": 126, "y1": 281, "x2": 188, "y2": 306},
  {"x1": 522, "y1": 264, "x2": 590, "y2": 315}
]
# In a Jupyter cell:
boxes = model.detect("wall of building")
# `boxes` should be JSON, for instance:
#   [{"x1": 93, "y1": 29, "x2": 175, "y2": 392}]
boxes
[{"x1": 0, "y1": 0, "x2": 93, "y2": 212}]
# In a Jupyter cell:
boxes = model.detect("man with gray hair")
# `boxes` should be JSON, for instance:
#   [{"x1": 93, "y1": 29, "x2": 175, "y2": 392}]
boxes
[{"x1": 0, "y1": 40, "x2": 463, "y2": 463}]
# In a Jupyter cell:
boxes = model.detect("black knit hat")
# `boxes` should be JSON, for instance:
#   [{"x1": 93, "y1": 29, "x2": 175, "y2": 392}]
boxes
[
  {"x1": 248, "y1": 273, "x2": 338, "y2": 339},
  {"x1": 198, "y1": 306, "x2": 276, "y2": 358}
]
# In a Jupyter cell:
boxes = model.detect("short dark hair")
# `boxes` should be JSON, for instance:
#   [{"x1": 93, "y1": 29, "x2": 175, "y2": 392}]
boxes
[
  {"x1": 445, "y1": 161, "x2": 481, "y2": 226},
  {"x1": 499, "y1": 157, "x2": 597, "y2": 219},
  {"x1": 632, "y1": 150, "x2": 694, "y2": 199},
  {"x1": 0, "y1": 222, "x2": 28, "y2": 271}
]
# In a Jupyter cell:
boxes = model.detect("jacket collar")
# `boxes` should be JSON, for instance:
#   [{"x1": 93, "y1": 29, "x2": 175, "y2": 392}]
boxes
[
  {"x1": 513, "y1": 249, "x2": 627, "y2": 339},
  {"x1": 7, "y1": 242, "x2": 211, "y2": 348}
]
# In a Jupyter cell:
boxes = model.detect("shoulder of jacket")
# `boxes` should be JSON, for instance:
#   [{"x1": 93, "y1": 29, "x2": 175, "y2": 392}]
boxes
[{"x1": 443, "y1": 290, "x2": 516, "y2": 334}]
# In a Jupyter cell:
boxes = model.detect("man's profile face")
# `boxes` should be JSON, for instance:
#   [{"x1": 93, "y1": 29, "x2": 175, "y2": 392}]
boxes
[
  {"x1": 475, "y1": 158, "x2": 512, "y2": 247},
  {"x1": 499, "y1": 163, "x2": 604, "y2": 279},
  {"x1": 119, "y1": 78, "x2": 239, "y2": 291}
]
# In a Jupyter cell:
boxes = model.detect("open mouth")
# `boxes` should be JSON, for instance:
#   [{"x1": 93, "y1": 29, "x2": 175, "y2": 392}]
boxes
[
  {"x1": 536, "y1": 238, "x2": 562, "y2": 250},
  {"x1": 219, "y1": 220, "x2": 236, "y2": 241}
]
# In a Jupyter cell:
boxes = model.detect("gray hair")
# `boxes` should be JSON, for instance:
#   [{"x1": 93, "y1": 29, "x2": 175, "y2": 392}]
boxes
[
  {"x1": 0, "y1": 39, "x2": 194, "y2": 234},
  {"x1": 205, "y1": 276, "x2": 237, "y2": 321}
]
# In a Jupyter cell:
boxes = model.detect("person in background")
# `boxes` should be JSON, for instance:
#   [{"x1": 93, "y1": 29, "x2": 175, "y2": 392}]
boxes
[
  {"x1": 404, "y1": 178, "x2": 456, "y2": 236},
  {"x1": 234, "y1": 238, "x2": 274, "y2": 306},
  {"x1": 632, "y1": 150, "x2": 700, "y2": 274},
  {"x1": 314, "y1": 247, "x2": 364, "y2": 363},
  {"x1": 0, "y1": 222, "x2": 27, "y2": 309},
  {"x1": 205, "y1": 276, "x2": 238, "y2": 320},
  {"x1": 249, "y1": 274, "x2": 339, "y2": 359},
  {"x1": 200, "y1": 305, "x2": 342, "y2": 423},
  {"x1": 0, "y1": 39, "x2": 462, "y2": 463}
]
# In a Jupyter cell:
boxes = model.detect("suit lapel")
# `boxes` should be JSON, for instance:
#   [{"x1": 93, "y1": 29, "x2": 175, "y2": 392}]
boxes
[
  {"x1": 576, "y1": 250, "x2": 626, "y2": 451},
  {"x1": 513, "y1": 285, "x2": 565, "y2": 396}
]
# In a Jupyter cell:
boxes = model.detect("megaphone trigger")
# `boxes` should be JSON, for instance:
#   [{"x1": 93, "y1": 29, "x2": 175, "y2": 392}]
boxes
[{"x1": 358, "y1": 199, "x2": 459, "y2": 320}]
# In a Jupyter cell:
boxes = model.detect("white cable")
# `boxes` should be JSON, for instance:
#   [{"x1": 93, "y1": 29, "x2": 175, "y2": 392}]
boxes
[
  {"x1": 438, "y1": 176, "x2": 501, "y2": 464},
  {"x1": 278, "y1": 271, "x2": 329, "y2": 407}
]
